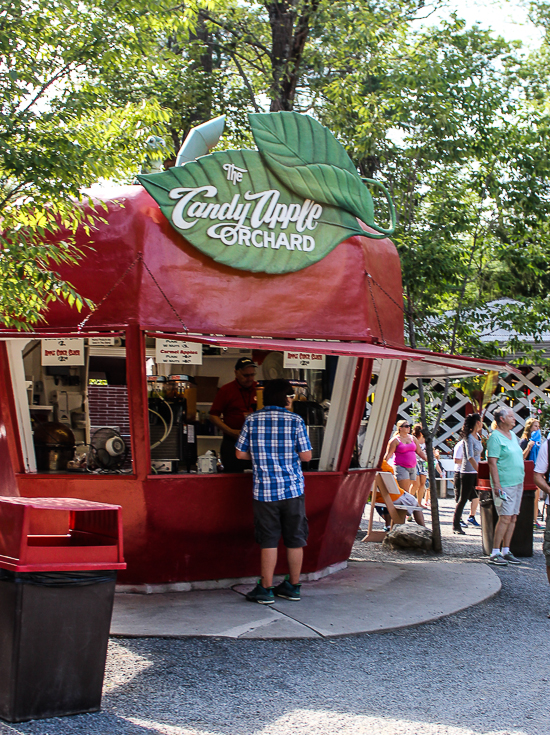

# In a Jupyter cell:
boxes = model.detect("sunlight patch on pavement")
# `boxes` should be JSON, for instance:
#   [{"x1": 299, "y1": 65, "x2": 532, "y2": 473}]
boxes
[
  {"x1": 123, "y1": 711, "x2": 528, "y2": 735},
  {"x1": 103, "y1": 641, "x2": 154, "y2": 692},
  {"x1": 259, "y1": 710, "x2": 529, "y2": 735},
  {"x1": 123, "y1": 719, "x2": 218, "y2": 735}
]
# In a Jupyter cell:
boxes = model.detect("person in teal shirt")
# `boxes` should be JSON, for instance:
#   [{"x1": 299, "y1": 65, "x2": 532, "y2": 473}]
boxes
[{"x1": 486, "y1": 405, "x2": 525, "y2": 567}]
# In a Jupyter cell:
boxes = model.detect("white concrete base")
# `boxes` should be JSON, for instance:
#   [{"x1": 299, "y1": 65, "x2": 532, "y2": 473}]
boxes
[
  {"x1": 111, "y1": 560, "x2": 500, "y2": 639},
  {"x1": 116, "y1": 561, "x2": 347, "y2": 595}
]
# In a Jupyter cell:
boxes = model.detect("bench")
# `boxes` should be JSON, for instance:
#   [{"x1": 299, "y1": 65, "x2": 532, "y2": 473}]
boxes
[{"x1": 361, "y1": 471, "x2": 425, "y2": 543}]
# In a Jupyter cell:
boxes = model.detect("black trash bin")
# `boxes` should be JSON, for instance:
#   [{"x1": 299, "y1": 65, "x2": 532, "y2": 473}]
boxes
[
  {"x1": 0, "y1": 496, "x2": 125, "y2": 723},
  {"x1": 477, "y1": 460, "x2": 535, "y2": 558}
]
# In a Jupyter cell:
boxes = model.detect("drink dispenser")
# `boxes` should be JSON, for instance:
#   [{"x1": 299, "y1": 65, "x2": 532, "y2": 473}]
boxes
[
  {"x1": 166, "y1": 375, "x2": 197, "y2": 420},
  {"x1": 147, "y1": 375, "x2": 166, "y2": 399}
]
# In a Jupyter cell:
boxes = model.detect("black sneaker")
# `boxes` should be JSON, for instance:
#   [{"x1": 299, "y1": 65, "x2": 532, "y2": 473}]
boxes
[
  {"x1": 245, "y1": 582, "x2": 275, "y2": 604},
  {"x1": 273, "y1": 576, "x2": 301, "y2": 601},
  {"x1": 453, "y1": 527, "x2": 466, "y2": 535}
]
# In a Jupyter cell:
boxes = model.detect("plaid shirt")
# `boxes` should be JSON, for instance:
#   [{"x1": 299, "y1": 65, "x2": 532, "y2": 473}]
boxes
[{"x1": 236, "y1": 406, "x2": 312, "y2": 501}]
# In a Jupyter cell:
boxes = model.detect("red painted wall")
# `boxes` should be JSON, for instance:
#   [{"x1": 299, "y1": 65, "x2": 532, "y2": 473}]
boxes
[
  {"x1": 14, "y1": 470, "x2": 375, "y2": 584},
  {"x1": 0, "y1": 184, "x2": 406, "y2": 584},
  {"x1": 32, "y1": 186, "x2": 404, "y2": 346}
]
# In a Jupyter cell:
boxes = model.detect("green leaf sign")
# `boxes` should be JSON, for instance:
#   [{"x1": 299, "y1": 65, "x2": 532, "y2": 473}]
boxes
[
  {"x1": 249, "y1": 113, "x2": 396, "y2": 239},
  {"x1": 138, "y1": 112, "x2": 395, "y2": 274}
]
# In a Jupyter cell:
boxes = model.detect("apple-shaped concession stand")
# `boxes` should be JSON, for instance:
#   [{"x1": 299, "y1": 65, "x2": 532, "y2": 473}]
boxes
[{"x1": 0, "y1": 113, "x2": 511, "y2": 587}]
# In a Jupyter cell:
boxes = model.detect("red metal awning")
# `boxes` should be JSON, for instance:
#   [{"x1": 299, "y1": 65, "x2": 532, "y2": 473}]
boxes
[
  {"x1": 147, "y1": 332, "x2": 518, "y2": 377},
  {"x1": 146, "y1": 333, "x2": 424, "y2": 361},
  {"x1": 0, "y1": 331, "x2": 124, "y2": 340}
]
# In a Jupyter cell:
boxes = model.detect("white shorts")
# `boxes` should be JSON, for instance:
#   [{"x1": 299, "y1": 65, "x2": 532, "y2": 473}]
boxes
[{"x1": 395, "y1": 491, "x2": 420, "y2": 515}]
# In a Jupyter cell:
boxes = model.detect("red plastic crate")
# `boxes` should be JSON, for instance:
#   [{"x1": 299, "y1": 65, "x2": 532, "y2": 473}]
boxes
[{"x1": 0, "y1": 497, "x2": 126, "y2": 572}]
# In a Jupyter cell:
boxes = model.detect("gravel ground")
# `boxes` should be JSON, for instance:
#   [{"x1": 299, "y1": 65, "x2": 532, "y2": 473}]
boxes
[{"x1": 2, "y1": 498, "x2": 549, "y2": 735}]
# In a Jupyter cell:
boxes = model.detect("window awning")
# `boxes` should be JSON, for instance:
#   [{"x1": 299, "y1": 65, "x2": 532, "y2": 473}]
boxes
[
  {"x1": 146, "y1": 332, "x2": 519, "y2": 378},
  {"x1": 0, "y1": 331, "x2": 124, "y2": 340}
]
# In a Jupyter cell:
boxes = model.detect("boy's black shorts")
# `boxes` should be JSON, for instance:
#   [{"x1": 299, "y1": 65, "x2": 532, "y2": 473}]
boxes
[{"x1": 253, "y1": 494, "x2": 309, "y2": 549}]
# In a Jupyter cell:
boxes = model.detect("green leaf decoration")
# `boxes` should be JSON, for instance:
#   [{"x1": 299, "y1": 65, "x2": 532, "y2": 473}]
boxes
[
  {"x1": 249, "y1": 112, "x2": 396, "y2": 239},
  {"x1": 138, "y1": 149, "x2": 365, "y2": 274}
]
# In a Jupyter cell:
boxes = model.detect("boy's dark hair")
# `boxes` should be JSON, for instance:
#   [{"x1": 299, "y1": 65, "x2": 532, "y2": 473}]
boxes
[{"x1": 263, "y1": 379, "x2": 294, "y2": 408}]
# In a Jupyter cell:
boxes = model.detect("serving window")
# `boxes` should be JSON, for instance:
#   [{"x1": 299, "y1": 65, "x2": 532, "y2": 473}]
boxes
[
  {"x1": 145, "y1": 336, "x2": 357, "y2": 475},
  {"x1": 350, "y1": 359, "x2": 406, "y2": 470},
  {"x1": 7, "y1": 335, "x2": 134, "y2": 474}
]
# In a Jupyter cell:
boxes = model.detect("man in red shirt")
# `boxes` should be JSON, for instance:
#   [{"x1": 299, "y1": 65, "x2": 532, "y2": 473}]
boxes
[{"x1": 209, "y1": 357, "x2": 257, "y2": 473}]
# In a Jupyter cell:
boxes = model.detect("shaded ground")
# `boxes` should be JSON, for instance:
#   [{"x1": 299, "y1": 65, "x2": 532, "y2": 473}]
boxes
[{"x1": 1, "y1": 498, "x2": 548, "y2": 735}]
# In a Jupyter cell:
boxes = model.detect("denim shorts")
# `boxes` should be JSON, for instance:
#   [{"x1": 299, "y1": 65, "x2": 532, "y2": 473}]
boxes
[{"x1": 395, "y1": 465, "x2": 417, "y2": 482}]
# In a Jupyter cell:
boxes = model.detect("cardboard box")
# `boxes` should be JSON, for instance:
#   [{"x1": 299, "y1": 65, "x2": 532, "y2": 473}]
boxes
[{"x1": 195, "y1": 376, "x2": 219, "y2": 403}]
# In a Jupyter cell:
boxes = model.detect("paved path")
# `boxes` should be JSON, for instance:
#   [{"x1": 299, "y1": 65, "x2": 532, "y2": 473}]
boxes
[
  {"x1": 2, "y1": 499, "x2": 549, "y2": 735},
  {"x1": 112, "y1": 560, "x2": 500, "y2": 639}
]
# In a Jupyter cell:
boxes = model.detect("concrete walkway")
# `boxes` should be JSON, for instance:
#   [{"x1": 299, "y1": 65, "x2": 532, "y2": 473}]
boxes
[{"x1": 111, "y1": 559, "x2": 500, "y2": 639}]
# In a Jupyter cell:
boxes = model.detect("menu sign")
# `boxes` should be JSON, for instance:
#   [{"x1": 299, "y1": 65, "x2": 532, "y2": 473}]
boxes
[
  {"x1": 138, "y1": 112, "x2": 395, "y2": 275},
  {"x1": 155, "y1": 339, "x2": 203, "y2": 365},
  {"x1": 41, "y1": 339, "x2": 85, "y2": 366},
  {"x1": 284, "y1": 351, "x2": 326, "y2": 369},
  {"x1": 88, "y1": 336, "x2": 116, "y2": 346}
]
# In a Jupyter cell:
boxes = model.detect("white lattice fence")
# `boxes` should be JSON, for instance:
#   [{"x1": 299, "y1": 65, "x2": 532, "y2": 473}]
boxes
[{"x1": 386, "y1": 367, "x2": 550, "y2": 455}]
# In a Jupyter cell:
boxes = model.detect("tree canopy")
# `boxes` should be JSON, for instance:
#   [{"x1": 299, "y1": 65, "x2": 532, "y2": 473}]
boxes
[
  {"x1": 5, "y1": 0, "x2": 550, "y2": 354},
  {"x1": 0, "y1": 0, "x2": 169, "y2": 328}
]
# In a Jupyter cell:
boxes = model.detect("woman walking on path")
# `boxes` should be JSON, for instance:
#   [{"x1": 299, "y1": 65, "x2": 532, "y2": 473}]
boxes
[
  {"x1": 385, "y1": 420, "x2": 426, "y2": 494},
  {"x1": 412, "y1": 424, "x2": 429, "y2": 507},
  {"x1": 487, "y1": 405, "x2": 525, "y2": 567},
  {"x1": 520, "y1": 418, "x2": 544, "y2": 529},
  {"x1": 453, "y1": 414, "x2": 482, "y2": 535}
]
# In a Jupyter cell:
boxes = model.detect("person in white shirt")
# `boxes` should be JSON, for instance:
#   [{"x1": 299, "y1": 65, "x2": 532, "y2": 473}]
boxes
[
  {"x1": 532, "y1": 436, "x2": 550, "y2": 615},
  {"x1": 454, "y1": 438, "x2": 480, "y2": 528}
]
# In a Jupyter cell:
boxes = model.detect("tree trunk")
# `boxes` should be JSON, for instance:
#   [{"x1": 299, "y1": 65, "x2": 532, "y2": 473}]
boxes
[
  {"x1": 188, "y1": 10, "x2": 214, "y2": 128},
  {"x1": 406, "y1": 293, "x2": 443, "y2": 552},
  {"x1": 417, "y1": 378, "x2": 443, "y2": 553},
  {"x1": 266, "y1": 0, "x2": 319, "y2": 111}
]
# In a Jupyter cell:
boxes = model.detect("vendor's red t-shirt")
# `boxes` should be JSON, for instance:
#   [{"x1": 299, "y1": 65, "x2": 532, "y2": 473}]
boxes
[{"x1": 209, "y1": 380, "x2": 257, "y2": 430}]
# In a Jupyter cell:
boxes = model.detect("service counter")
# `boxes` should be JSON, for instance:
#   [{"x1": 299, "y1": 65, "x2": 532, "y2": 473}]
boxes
[{"x1": 15, "y1": 468, "x2": 377, "y2": 585}]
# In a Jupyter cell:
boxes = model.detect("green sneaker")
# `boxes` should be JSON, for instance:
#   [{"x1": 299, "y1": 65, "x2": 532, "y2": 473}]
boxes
[
  {"x1": 273, "y1": 576, "x2": 301, "y2": 601},
  {"x1": 245, "y1": 582, "x2": 275, "y2": 604}
]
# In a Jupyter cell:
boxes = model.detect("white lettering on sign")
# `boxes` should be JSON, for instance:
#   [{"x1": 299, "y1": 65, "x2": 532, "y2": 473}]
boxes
[
  {"x1": 283, "y1": 351, "x2": 326, "y2": 370},
  {"x1": 223, "y1": 163, "x2": 248, "y2": 185},
  {"x1": 41, "y1": 339, "x2": 85, "y2": 366},
  {"x1": 168, "y1": 186, "x2": 323, "y2": 254},
  {"x1": 155, "y1": 339, "x2": 203, "y2": 365}
]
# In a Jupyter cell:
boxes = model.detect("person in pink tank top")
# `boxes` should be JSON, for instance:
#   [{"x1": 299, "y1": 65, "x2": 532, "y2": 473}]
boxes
[{"x1": 384, "y1": 420, "x2": 427, "y2": 494}]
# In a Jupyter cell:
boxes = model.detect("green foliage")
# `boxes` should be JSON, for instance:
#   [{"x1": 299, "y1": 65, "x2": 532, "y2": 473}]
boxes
[
  {"x1": 0, "y1": 0, "x2": 171, "y2": 328},
  {"x1": 532, "y1": 395, "x2": 550, "y2": 432}
]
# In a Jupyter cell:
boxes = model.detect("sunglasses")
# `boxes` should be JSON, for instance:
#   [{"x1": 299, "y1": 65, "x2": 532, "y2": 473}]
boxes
[{"x1": 401, "y1": 424, "x2": 411, "y2": 428}]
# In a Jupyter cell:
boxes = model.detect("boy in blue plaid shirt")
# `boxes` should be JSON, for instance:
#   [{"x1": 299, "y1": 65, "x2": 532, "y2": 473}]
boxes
[{"x1": 236, "y1": 379, "x2": 312, "y2": 604}]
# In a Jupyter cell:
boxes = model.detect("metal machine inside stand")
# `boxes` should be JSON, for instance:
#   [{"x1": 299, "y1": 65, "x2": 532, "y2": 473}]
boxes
[{"x1": 148, "y1": 375, "x2": 198, "y2": 473}]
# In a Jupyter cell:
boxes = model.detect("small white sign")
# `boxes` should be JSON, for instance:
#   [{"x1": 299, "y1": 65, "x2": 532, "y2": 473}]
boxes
[
  {"x1": 88, "y1": 336, "x2": 115, "y2": 346},
  {"x1": 41, "y1": 339, "x2": 85, "y2": 366},
  {"x1": 155, "y1": 339, "x2": 203, "y2": 365},
  {"x1": 284, "y1": 350, "x2": 326, "y2": 369}
]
